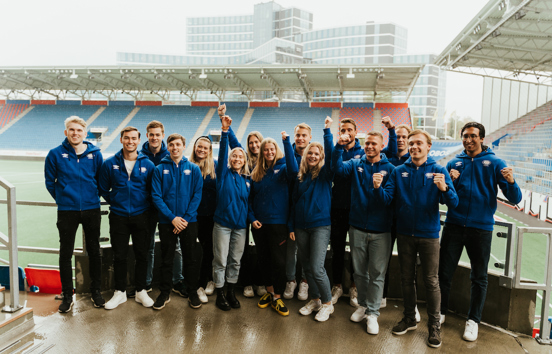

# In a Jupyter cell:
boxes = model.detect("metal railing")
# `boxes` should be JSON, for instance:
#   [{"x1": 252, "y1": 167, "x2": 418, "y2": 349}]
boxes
[{"x1": 0, "y1": 176, "x2": 23, "y2": 313}]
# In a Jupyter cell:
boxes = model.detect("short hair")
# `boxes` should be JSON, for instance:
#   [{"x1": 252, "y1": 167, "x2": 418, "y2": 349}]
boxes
[
  {"x1": 340, "y1": 118, "x2": 357, "y2": 130},
  {"x1": 167, "y1": 133, "x2": 185, "y2": 146},
  {"x1": 395, "y1": 124, "x2": 412, "y2": 134},
  {"x1": 294, "y1": 123, "x2": 312, "y2": 135},
  {"x1": 147, "y1": 120, "x2": 165, "y2": 134},
  {"x1": 120, "y1": 126, "x2": 140, "y2": 138},
  {"x1": 64, "y1": 116, "x2": 86, "y2": 129},
  {"x1": 366, "y1": 131, "x2": 383, "y2": 142},
  {"x1": 408, "y1": 129, "x2": 432, "y2": 145},
  {"x1": 461, "y1": 122, "x2": 486, "y2": 139}
]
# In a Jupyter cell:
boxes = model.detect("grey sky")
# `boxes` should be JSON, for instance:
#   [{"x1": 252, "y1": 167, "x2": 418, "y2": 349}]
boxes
[{"x1": 0, "y1": 0, "x2": 487, "y2": 121}]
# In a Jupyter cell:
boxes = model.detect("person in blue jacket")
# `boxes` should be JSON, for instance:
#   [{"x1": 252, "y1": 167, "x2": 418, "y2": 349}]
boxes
[
  {"x1": 439, "y1": 122, "x2": 522, "y2": 342},
  {"x1": 99, "y1": 127, "x2": 155, "y2": 310},
  {"x1": 44, "y1": 116, "x2": 105, "y2": 313},
  {"x1": 375, "y1": 129, "x2": 458, "y2": 349},
  {"x1": 332, "y1": 131, "x2": 396, "y2": 335},
  {"x1": 290, "y1": 117, "x2": 335, "y2": 322},
  {"x1": 189, "y1": 135, "x2": 217, "y2": 303},
  {"x1": 212, "y1": 115, "x2": 252, "y2": 311},
  {"x1": 249, "y1": 131, "x2": 298, "y2": 317},
  {"x1": 151, "y1": 133, "x2": 203, "y2": 310}
]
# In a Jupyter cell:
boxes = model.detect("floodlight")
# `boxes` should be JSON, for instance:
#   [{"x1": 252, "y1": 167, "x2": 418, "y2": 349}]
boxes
[
  {"x1": 199, "y1": 74, "x2": 208, "y2": 79},
  {"x1": 492, "y1": 30, "x2": 501, "y2": 37}
]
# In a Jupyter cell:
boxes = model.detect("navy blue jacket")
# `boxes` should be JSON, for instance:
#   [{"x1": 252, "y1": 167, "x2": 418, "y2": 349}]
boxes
[
  {"x1": 290, "y1": 128, "x2": 334, "y2": 230},
  {"x1": 214, "y1": 131, "x2": 252, "y2": 229},
  {"x1": 248, "y1": 137, "x2": 298, "y2": 225},
  {"x1": 332, "y1": 148, "x2": 396, "y2": 233},
  {"x1": 151, "y1": 155, "x2": 203, "y2": 224},
  {"x1": 445, "y1": 148, "x2": 522, "y2": 231},
  {"x1": 140, "y1": 141, "x2": 169, "y2": 166},
  {"x1": 45, "y1": 139, "x2": 103, "y2": 211},
  {"x1": 381, "y1": 128, "x2": 410, "y2": 166},
  {"x1": 376, "y1": 156, "x2": 459, "y2": 238},
  {"x1": 99, "y1": 151, "x2": 155, "y2": 217},
  {"x1": 331, "y1": 138, "x2": 365, "y2": 209},
  {"x1": 197, "y1": 160, "x2": 218, "y2": 217}
]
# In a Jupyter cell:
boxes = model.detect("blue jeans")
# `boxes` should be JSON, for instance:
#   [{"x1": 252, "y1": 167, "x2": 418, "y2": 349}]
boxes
[
  {"x1": 349, "y1": 227, "x2": 392, "y2": 317},
  {"x1": 439, "y1": 222, "x2": 493, "y2": 323},
  {"x1": 295, "y1": 226, "x2": 332, "y2": 303},
  {"x1": 212, "y1": 222, "x2": 246, "y2": 288},
  {"x1": 286, "y1": 238, "x2": 306, "y2": 282},
  {"x1": 146, "y1": 214, "x2": 183, "y2": 285}
]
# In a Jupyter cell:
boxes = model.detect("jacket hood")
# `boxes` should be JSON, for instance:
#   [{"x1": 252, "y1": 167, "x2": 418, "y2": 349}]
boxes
[
  {"x1": 160, "y1": 154, "x2": 188, "y2": 165},
  {"x1": 141, "y1": 141, "x2": 168, "y2": 156},
  {"x1": 456, "y1": 146, "x2": 494, "y2": 159},
  {"x1": 114, "y1": 149, "x2": 149, "y2": 162},
  {"x1": 360, "y1": 153, "x2": 391, "y2": 165},
  {"x1": 62, "y1": 139, "x2": 100, "y2": 154}
]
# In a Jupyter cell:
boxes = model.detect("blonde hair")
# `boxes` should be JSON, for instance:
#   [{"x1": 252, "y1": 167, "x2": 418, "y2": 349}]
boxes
[
  {"x1": 298, "y1": 142, "x2": 325, "y2": 182},
  {"x1": 64, "y1": 116, "x2": 86, "y2": 129},
  {"x1": 366, "y1": 131, "x2": 383, "y2": 141},
  {"x1": 190, "y1": 137, "x2": 216, "y2": 179},
  {"x1": 228, "y1": 147, "x2": 250, "y2": 175},
  {"x1": 251, "y1": 138, "x2": 284, "y2": 182},
  {"x1": 246, "y1": 131, "x2": 264, "y2": 170},
  {"x1": 408, "y1": 129, "x2": 432, "y2": 145},
  {"x1": 294, "y1": 123, "x2": 312, "y2": 135},
  {"x1": 396, "y1": 124, "x2": 412, "y2": 134}
]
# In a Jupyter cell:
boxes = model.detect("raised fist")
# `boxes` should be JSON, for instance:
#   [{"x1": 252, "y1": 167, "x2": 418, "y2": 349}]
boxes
[
  {"x1": 373, "y1": 173, "x2": 383, "y2": 188},
  {"x1": 325, "y1": 116, "x2": 333, "y2": 129},
  {"x1": 382, "y1": 116, "x2": 394, "y2": 129},
  {"x1": 218, "y1": 104, "x2": 226, "y2": 117}
]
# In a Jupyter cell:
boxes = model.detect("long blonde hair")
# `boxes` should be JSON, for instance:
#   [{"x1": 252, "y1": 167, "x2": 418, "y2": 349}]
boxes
[
  {"x1": 298, "y1": 142, "x2": 325, "y2": 182},
  {"x1": 251, "y1": 138, "x2": 284, "y2": 182},
  {"x1": 190, "y1": 137, "x2": 216, "y2": 179},
  {"x1": 246, "y1": 131, "x2": 264, "y2": 170},
  {"x1": 228, "y1": 147, "x2": 250, "y2": 175}
]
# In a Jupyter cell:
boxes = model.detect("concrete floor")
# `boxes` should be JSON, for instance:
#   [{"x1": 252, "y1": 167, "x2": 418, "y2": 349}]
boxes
[{"x1": 2, "y1": 290, "x2": 549, "y2": 354}]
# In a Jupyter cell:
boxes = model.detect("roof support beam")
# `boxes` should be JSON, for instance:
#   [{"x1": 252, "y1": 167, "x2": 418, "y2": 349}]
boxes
[{"x1": 297, "y1": 72, "x2": 312, "y2": 101}]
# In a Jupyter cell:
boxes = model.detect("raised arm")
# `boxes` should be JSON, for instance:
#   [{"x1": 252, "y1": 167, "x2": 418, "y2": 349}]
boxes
[
  {"x1": 381, "y1": 116, "x2": 397, "y2": 158},
  {"x1": 322, "y1": 118, "x2": 334, "y2": 178},
  {"x1": 282, "y1": 131, "x2": 298, "y2": 180},
  {"x1": 216, "y1": 115, "x2": 233, "y2": 179},
  {"x1": 331, "y1": 132, "x2": 355, "y2": 177}
]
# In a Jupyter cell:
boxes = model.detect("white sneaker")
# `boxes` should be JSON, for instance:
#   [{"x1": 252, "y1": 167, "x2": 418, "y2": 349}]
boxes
[
  {"x1": 331, "y1": 285, "x2": 343, "y2": 304},
  {"x1": 197, "y1": 287, "x2": 208, "y2": 303},
  {"x1": 256, "y1": 285, "x2": 267, "y2": 297},
  {"x1": 350, "y1": 306, "x2": 367, "y2": 322},
  {"x1": 440, "y1": 314, "x2": 446, "y2": 325},
  {"x1": 135, "y1": 290, "x2": 154, "y2": 308},
  {"x1": 366, "y1": 314, "x2": 379, "y2": 335},
  {"x1": 314, "y1": 303, "x2": 334, "y2": 322},
  {"x1": 283, "y1": 281, "x2": 297, "y2": 299},
  {"x1": 299, "y1": 299, "x2": 322, "y2": 316},
  {"x1": 463, "y1": 320, "x2": 478, "y2": 342},
  {"x1": 105, "y1": 290, "x2": 127, "y2": 310},
  {"x1": 380, "y1": 298, "x2": 387, "y2": 309},
  {"x1": 349, "y1": 287, "x2": 359, "y2": 307},
  {"x1": 205, "y1": 281, "x2": 215, "y2": 296},
  {"x1": 297, "y1": 282, "x2": 309, "y2": 301},
  {"x1": 243, "y1": 285, "x2": 255, "y2": 298},
  {"x1": 415, "y1": 306, "x2": 421, "y2": 323}
]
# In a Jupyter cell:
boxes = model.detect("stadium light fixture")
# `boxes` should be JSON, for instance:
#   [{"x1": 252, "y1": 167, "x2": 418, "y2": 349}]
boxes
[
  {"x1": 515, "y1": 10, "x2": 526, "y2": 20},
  {"x1": 492, "y1": 30, "x2": 501, "y2": 37},
  {"x1": 260, "y1": 73, "x2": 268, "y2": 79},
  {"x1": 189, "y1": 74, "x2": 197, "y2": 80},
  {"x1": 474, "y1": 44, "x2": 483, "y2": 51},
  {"x1": 70, "y1": 70, "x2": 78, "y2": 79},
  {"x1": 199, "y1": 69, "x2": 207, "y2": 79},
  {"x1": 346, "y1": 68, "x2": 355, "y2": 79},
  {"x1": 299, "y1": 73, "x2": 307, "y2": 80}
]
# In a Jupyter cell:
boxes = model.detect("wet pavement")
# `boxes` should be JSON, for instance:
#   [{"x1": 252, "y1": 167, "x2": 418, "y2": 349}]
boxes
[{"x1": 3, "y1": 290, "x2": 548, "y2": 353}]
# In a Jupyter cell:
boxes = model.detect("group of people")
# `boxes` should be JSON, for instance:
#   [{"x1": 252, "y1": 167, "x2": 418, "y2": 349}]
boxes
[{"x1": 45, "y1": 105, "x2": 522, "y2": 349}]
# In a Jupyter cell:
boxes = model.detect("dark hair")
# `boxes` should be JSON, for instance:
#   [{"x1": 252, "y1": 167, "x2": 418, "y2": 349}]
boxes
[
  {"x1": 461, "y1": 122, "x2": 486, "y2": 139},
  {"x1": 120, "y1": 126, "x2": 140, "y2": 138}
]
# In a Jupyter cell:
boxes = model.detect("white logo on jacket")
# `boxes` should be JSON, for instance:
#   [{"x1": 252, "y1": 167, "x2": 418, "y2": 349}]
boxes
[
  {"x1": 354, "y1": 155, "x2": 361, "y2": 159},
  {"x1": 380, "y1": 170, "x2": 387, "y2": 176},
  {"x1": 401, "y1": 172, "x2": 409, "y2": 177},
  {"x1": 274, "y1": 169, "x2": 280, "y2": 174},
  {"x1": 455, "y1": 161, "x2": 462, "y2": 167},
  {"x1": 184, "y1": 169, "x2": 191, "y2": 175},
  {"x1": 482, "y1": 160, "x2": 491, "y2": 167},
  {"x1": 113, "y1": 165, "x2": 119, "y2": 170},
  {"x1": 62, "y1": 153, "x2": 68, "y2": 158},
  {"x1": 141, "y1": 167, "x2": 147, "y2": 173},
  {"x1": 87, "y1": 154, "x2": 93, "y2": 159},
  {"x1": 246, "y1": 182, "x2": 250, "y2": 188},
  {"x1": 163, "y1": 170, "x2": 169, "y2": 174},
  {"x1": 357, "y1": 167, "x2": 364, "y2": 173},
  {"x1": 425, "y1": 173, "x2": 433, "y2": 179}
]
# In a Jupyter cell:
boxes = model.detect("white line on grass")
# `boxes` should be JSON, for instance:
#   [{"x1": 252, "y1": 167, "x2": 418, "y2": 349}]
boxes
[{"x1": 536, "y1": 292, "x2": 552, "y2": 309}]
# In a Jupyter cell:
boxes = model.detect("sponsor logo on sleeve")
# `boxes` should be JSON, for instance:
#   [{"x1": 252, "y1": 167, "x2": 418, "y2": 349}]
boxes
[
  {"x1": 455, "y1": 161, "x2": 462, "y2": 167},
  {"x1": 357, "y1": 167, "x2": 364, "y2": 173},
  {"x1": 113, "y1": 165, "x2": 119, "y2": 170},
  {"x1": 62, "y1": 153, "x2": 68, "y2": 158},
  {"x1": 401, "y1": 172, "x2": 409, "y2": 178}
]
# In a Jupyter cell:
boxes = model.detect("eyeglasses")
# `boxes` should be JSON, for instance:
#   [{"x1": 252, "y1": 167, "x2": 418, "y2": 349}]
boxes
[{"x1": 462, "y1": 134, "x2": 479, "y2": 141}]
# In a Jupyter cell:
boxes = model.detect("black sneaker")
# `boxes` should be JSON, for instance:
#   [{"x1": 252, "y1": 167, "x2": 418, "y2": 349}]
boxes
[
  {"x1": 427, "y1": 323, "x2": 442, "y2": 348},
  {"x1": 153, "y1": 293, "x2": 170, "y2": 310},
  {"x1": 271, "y1": 298, "x2": 289, "y2": 316},
  {"x1": 59, "y1": 292, "x2": 74, "y2": 313},
  {"x1": 172, "y1": 281, "x2": 188, "y2": 298},
  {"x1": 91, "y1": 290, "x2": 105, "y2": 308},
  {"x1": 392, "y1": 317, "x2": 418, "y2": 335},
  {"x1": 258, "y1": 293, "x2": 273, "y2": 309},
  {"x1": 216, "y1": 288, "x2": 231, "y2": 311},
  {"x1": 188, "y1": 290, "x2": 202, "y2": 309},
  {"x1": 127, "y1": 289, "x2": 136, "y2": 298}
]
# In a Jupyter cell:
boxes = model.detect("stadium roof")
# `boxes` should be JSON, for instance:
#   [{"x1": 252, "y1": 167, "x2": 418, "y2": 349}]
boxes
[
  {"x1": 0, "y1": 64, "x2": 423, "y2": 102},
  {"x1": 435, "y1": 0, "x2": 552, "y2": 82}
]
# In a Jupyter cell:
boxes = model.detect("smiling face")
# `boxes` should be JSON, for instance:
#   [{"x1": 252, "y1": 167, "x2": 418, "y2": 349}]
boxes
[
  {"x1": 121, "y1": 130, "x2": 140, "y2": 154},
  {"x1": 294, "y1": 128, "x2": 312, "y2": 151},
  {"x1": 147, "y1": 127, "x2": 164, "y2": 150},
  {"x1": 408, "y1": 133, "x2": 431, "y2": 162},
  {"x1": 230, "y1": 149, "x2": 245, "y2": 172},
  {"x1": 248, "y1": 135, "x2": 261, "y2": 156},
  {"x1": 364, "y1": 135, "x2": 383, "y2": 160},
  {"x1": 194, "y1": 139, "x2": 211, "y2": 161},
  {"x1": 462, "y1": 127, "x2": 483, "y2": 157},
  {"x1": 168, "y1": 138, "x2": 185, "y2": 161},
  {"x1": 396, "y1": 127, "x2": 409, "y2": 153},
  {"x1": 306, "y1": 146, "x2": 321, "y2": 168},
  {"x1": 262, "y1": 142, "x2": 276, "y2": 163},
  {"x1": 64, "y1": 122, "x2": 85, "y2": 147}
]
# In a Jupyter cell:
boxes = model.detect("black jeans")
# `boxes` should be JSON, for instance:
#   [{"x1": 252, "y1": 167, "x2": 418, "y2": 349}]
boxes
[
  {"x1": 330, "y1": 207, "x2": 354, "y2": 285},
  {"x1": 57, "y1": 209, "x2": 102, "y2": 294},
  {"x1": 158, "y1": 222, "x2": 202, "y2": 295},
  {"x1": 197, "y1": 215, "x2": 215, "y2": 288},
  {"x1": 238, "y1": 223, "x2": 259, "y2": 286},
  {"x1": 397, "y1": 234, "x2": 441, "y2": 325},
  {"x1": 109, "y1": 212, "x2": 149, "y2": 292},
  {"x1": 439, "y1": 223, "x2": 493, "y2": 323},
  {"x1": 383, "y1": 218, "x2": 398, "y2": 298},
  {"x1": 252, "y1": 224, "x2": 288, "y2": 295}
]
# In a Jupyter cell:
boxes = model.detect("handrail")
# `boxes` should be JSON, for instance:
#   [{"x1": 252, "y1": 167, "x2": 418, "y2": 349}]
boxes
[{"x1": 0, "y1": 176, "x2": 23, "y2": 313}]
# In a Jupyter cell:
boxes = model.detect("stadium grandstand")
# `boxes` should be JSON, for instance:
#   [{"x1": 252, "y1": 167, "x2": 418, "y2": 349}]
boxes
[{"x1": 1, "y1": 0, "x2": 552, "y2": 351}]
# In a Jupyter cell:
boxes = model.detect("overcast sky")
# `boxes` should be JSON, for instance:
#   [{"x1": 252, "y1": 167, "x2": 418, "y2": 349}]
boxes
[{"x1": 0, "y1": 0, "x2": 486, "y2": 121}]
